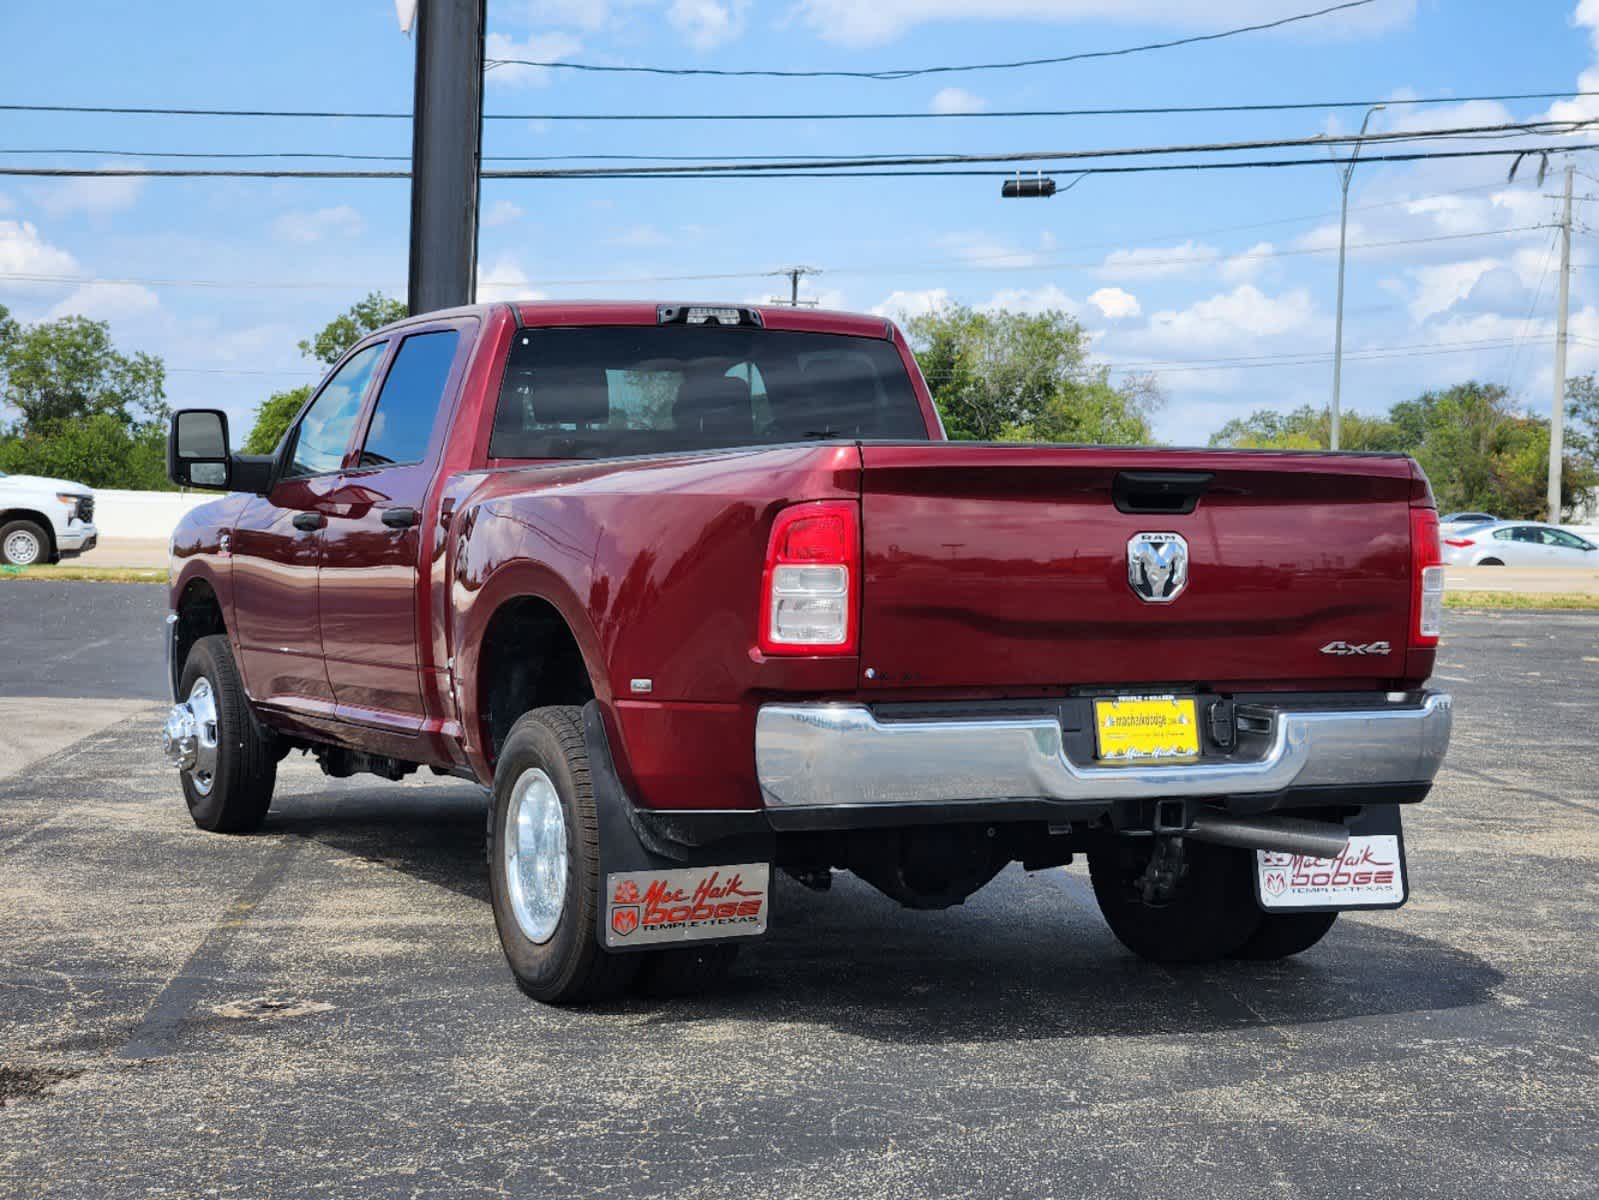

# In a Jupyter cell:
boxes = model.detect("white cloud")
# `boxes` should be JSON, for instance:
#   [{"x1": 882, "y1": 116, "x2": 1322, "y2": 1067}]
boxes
[
  {"x1": 32, "y1": 172, "x2": 143, "y2": 218},
  {"x1": 481, "y1": 199, "x2": 524, "y2": 228},
  {"x1": 0, "y1": 220, "x2": 79, "y2": 281},
  {"x1": 792, "y1": 0, "x2": 1413, "y2": 48},
  {"x1": 476, "y1": 255, "x2": 548, "y2": 302},
  {"x1": 871, "y1": 287, "x2": 951, "y2": 319},
  {"x1": 1404, "y1": 257, "x2": 1504, "y2": 322},
  {"x1": 1098, "y1": 240, "x2": 1219, "y2": 280},
  {"x1": 484, "y1": 31, "x2": 584, "y2": 87},
  {"x1": 1219, "y1": 241, "x2": 1274, "y2": 282},
  {"x1": 667, "y1": 0, "x2": 749, "y2": 50},
  {"x1": 939, "y1": 230, "x2": 1037, "y2": 268},
  {"x1": 1088, "y1": 286, "x2": 1140, "y2": 319},
  {"x1": 46, "y1": 281, "x2": 161, "y2": 323},
  {"x1": 272, "y1": 205, "x2": 365, "y2": 244},
  {"x1": 1132, "y1": 285, "x2": 1319, "y2": 355},
  {"x1": 930, "y1": 87, "x2": 986, "y2": 115},
  {"x1": 981, "y1": 284, "x2": 1076, "y2": 315}
]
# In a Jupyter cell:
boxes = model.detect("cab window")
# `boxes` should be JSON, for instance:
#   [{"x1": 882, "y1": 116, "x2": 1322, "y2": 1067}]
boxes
[
  {"x1": 286, "y1": 343, "x2": 387, "y2": 477},
  {"x1": 357, "y1": 330, "x2": 460, "y2": 468}
]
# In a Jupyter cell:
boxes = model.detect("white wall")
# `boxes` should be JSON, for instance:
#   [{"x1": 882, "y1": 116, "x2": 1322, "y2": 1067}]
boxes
[{"x1": 91, "y1": 489, "x2": 216, "y2": 540}]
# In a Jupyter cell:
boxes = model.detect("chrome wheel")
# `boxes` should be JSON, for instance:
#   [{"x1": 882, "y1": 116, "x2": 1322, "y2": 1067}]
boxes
[
  {"x1": 503, "y1": 767, "x2": 568, "y2": 944},
  {"x1": 3, "y1": 529, "x2": 42, "y2": 566},
  {"x1": 185, "y1": 677, "x2": 220, "y2": 796}
]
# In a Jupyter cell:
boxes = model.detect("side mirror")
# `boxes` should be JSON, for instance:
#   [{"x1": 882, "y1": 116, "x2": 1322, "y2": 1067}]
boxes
[{"x1": 168, "y1": 409, "x2": 232, "y2": 490}]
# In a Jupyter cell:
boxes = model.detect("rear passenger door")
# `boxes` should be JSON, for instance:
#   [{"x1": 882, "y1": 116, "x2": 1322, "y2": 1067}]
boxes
[{"x1": 318, "y1": 324, "x2": 471, "y2": 727}]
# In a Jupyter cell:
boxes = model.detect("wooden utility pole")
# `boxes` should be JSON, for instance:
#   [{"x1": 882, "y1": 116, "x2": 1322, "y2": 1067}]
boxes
[
  {"x1": 1548, "y1": 164, "x2": 1573, "y2": 522},
  {"x1": 770, "y1": 266, "x2": 820, "y2": 307}
]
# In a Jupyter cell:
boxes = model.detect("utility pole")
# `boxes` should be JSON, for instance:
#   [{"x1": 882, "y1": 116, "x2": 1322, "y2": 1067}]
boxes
[
  {"x1": 1548, "y1": 163, "x2": 1573, "y2": 523},
  {"x1": 770, "y1": 266, "x2": 820, "y2": 307},
  {"x1": 1330, "y1": 104, "x2": 1385, "y2": 450},
  {"x1": 407, "y1": 0, "x2": 486, "y2": 315}
]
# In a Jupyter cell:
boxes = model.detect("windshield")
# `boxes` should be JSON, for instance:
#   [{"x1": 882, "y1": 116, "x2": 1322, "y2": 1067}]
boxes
[{"x1": 489, "y1": 325, "x2": 928, "y2": 460}]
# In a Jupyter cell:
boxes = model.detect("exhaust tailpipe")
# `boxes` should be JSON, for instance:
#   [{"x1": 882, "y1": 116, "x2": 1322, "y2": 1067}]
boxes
[{"x1": 1186, "y1": 813, "x2": 1349, "y2": 859}]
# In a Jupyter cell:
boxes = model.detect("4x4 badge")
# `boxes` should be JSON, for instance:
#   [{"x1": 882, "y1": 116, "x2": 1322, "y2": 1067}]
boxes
[{"x1": 1319, "y1": 640, "x2": 1392, "y2": 656}]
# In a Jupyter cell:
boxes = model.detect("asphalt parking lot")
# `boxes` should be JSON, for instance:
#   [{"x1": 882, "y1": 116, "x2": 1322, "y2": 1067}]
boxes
[{"x1": 0, "y1": 583, "x2": 1595, "y2": 1199}]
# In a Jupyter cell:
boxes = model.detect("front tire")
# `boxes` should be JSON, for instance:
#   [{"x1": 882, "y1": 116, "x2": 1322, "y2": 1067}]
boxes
[
  {"x1": 488, "y1": 706, "x2": 638, "y2": 1004},
  {"x1": 1087, "y1": 838, "x2": 1262, "y2": 963},
  {"x1": 1231, "y1": 910, "x2": 1338, "y2": 960},
  {"x1": 177, "y1": 635, "x2": 276, "y2": 833},
  {"x1": 0, "y1": 519, "x2": 49, "y2": 567}
]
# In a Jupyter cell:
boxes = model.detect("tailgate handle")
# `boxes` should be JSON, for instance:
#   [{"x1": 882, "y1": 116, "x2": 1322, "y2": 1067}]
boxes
[{"x1": 1113, "y1": 471, "x2": 1213, "y2": 515}]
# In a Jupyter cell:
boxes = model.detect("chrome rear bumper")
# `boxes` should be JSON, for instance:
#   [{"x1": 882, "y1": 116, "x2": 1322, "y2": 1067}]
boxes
[{"x1": 754, "y1": 693, "x2": 1451, "y2": 813}]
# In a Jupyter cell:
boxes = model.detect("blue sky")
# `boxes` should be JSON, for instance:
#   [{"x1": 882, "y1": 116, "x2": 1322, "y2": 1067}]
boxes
[{"x1": 4, "y1": 0, "x2": 1599, "y2": 444}]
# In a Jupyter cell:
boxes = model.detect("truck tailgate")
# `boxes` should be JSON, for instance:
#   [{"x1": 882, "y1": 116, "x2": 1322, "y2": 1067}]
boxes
[{"x1": 857, "y1": 444, "x2": 1419, "y2": 691}]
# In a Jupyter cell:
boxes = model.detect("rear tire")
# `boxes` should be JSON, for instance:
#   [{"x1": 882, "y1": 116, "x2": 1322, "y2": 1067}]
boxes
[
  {"x1": 0, "y1": 519, "x2": 49, "y2": 567},
  {"x1": 178, "y1": 635, "x2": 276, "y2": 833},
  {"x1": 1478, "y1": 557, "x2": 1504, "y2": 566},
  {"x1": 1088, "y1": 838, "x2": 1261, "y2": 963},
  {"x1": 488, "y1": 706, "x2": 638, "y2": 1004},
  {"x1": 1231, "y1": 910, "x2": 1338, "y2": 960}
]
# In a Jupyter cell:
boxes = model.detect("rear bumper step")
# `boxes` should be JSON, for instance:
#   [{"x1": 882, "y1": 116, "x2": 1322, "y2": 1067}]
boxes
[{"x1": 754, "y1": 692, "x2": 1451, "y2": 814}]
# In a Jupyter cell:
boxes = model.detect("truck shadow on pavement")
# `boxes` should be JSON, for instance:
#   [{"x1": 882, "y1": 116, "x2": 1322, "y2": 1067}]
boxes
[{"x1": 266, "y1": 784, "x2": 1506, "y2": 1045}]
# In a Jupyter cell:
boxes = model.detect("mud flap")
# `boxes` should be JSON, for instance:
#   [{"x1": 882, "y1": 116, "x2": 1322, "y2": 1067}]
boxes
[
  {"x1": 1253, "y1": 803, "x2": 1410, "y2": 913},
  {"x1": 582, "y1": 701, "x2": 775, "y2": 953}
]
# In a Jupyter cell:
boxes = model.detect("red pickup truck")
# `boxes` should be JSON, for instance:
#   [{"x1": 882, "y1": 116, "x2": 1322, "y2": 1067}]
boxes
[{"x1": 163, "y1": 300, "x2": 1452, "y2": 1003}]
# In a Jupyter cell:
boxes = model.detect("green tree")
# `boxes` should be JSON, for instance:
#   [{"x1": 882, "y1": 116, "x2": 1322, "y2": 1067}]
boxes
[
  {"x1": 0, "y1": 310, "x2": 174, "y2": 489},
  {"x1": 0, "y1": 413, "x2": 171, "y2": 490},
  {"x1": 905, "y1": 304, "x2": 1160, "y2": 443},
  {"x1": 0, "y1": 313, "x2": 167, "y2": 433},
  {"x1": 243, "y1": 292, "x2": 404, "y2": 452},
  {"x1": 241, "y1": 385, "x2": 311, "y2": 455},
  {"x1": 1562, "y1": 373, "x2": 1599, "y2": 482},
  {"x1": 1208, "y1": 404, "x2": 1404, "y2": 451},
  {"x1": 298, "y1": 291, "x2": 406, "y2": 366}
]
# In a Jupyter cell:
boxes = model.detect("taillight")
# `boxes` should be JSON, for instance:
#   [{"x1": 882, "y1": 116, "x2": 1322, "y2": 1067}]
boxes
[
  {"x1": 759, "y1": 501, "x2": 859, "y2": 655},
  {"x1": 1411, "y1": 507, "x2": 1444, "y2": 647},
  {"x1": 1443, "y1": 537, "x2": 1475, "y2": 548}
]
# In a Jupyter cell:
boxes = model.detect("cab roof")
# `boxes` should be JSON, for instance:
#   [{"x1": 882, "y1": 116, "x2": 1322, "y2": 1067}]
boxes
[{"x1": 372, "y1": 300, "x2": 897, "y2": 340}]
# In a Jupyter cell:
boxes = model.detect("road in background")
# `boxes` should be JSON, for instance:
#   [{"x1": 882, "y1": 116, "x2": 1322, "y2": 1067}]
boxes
[{"x1": 0, "y1": 597, "x2": 1594, "y2": 1198}]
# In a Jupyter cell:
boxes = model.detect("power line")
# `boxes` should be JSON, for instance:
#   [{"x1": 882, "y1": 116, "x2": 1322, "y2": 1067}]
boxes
[
  {"x1": 5, "y1": 129, "x2": 1599, "y2": 184},
  {"x1": 7, "y1": 120, "x2": 1591, "y2": 169},
  {"x1": 5, "y1": 89, "x2": 1596, "y2": 123},
  {"x1": 482, "y1": 0, "x2": 1374, "y2": 80}
]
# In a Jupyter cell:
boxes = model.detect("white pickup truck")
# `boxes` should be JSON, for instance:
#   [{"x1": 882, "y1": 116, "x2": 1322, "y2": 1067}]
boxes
[{"x1": 0, "y1": 471, "x2": 98, "y2": 566}]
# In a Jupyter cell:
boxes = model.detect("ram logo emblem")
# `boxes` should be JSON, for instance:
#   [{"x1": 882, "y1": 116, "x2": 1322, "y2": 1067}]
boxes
[{"x1": 1127, "y1": 532, "x2": 1189, "y2": 603}]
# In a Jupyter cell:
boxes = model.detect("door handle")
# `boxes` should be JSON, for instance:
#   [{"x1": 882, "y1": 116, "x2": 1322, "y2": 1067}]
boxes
[
  {"x1": 381, "y1": 506, "x2": 420, "y2": 529},
  {"x1": 291, "y1": 511, "x2": 325, "y2": 532}
]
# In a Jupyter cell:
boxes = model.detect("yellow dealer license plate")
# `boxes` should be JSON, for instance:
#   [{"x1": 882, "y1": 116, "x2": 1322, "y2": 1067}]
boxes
[{"x1": 1094, "y1": 695, "x2": 1200, "y2": 762}]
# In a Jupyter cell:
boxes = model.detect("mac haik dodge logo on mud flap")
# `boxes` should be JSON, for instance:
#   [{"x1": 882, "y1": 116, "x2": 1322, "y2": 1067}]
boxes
[
  {"x1": 1256, "y1": 835, "x2": 1406, "y2": 910},
  {"x1": 605, "y1": 863, "x2": 770, "y2": 947}
]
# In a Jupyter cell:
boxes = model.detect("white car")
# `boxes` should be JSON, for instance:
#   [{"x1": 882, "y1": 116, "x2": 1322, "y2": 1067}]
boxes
[
  {"x1": 0, "y1": 470, "x2": 99, "y2": 566},
  {"x1": 1441, "y1": 520, "x2": 1598, "y2": 567}
]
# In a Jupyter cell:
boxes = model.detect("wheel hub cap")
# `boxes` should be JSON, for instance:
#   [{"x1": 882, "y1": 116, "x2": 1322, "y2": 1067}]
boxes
[
  {"x1": 503, "y1": 768, "x2": 568, "y2": 944},
  {"x1": 3, "y1": 530, "x2": 41, "y2": 565},
  {"x1": 164, "y1": 678, "x2": 219, "y2": 795}
]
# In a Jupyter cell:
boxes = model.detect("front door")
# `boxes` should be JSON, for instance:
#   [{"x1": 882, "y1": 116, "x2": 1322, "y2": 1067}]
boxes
[
  {"x1": 230, "y1": 340, "x2": 389, "y2": 709},
  {"x1": 319, "y1": 326, "x2": 468, "y2": 725}
]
